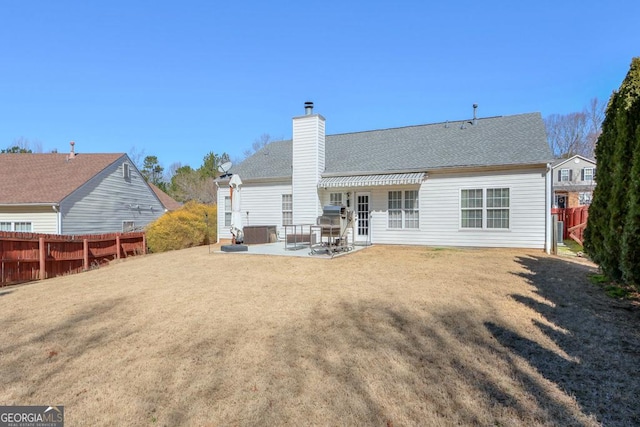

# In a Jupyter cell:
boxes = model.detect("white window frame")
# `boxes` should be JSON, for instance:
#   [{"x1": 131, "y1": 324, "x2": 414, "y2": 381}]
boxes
[
  {"x1": 123, "y1": 162, "x2": 131, "y2": 180},
  {"x1": 0, "y1": 222, "x2": 12, "y2": 231},
  {"x1": 387, "y1": 190, "x2": 419, "y2": 229},
  {"x1": 14, "y1": 222, "x2": 33, "y2": 232},
  {"x1": 460, "y1": 188, "x2": 510, "y2": 230},
  {"x1": 122, "y1": 221, "x2": 135, "y2": 232},
  {"x1": 579, "y1": 191, "x2": 593, "y2": 206},
  {"x1": 329, "y1": 193, "x2": 343, "y2": 206},
  {"x1": 224, "y1": 196, "x2": 231, "y2": 227},
  {"x1": 282, "y1": 194, "x2": 293, "y2": 226},
  {"x1": 460, "y1": 189, "x2": 484, "y2": 229},
  {"x1": 583, "y1": 167, "x2": 594, "y2": 182},
  {"x1": 560, "y1": 169, "x2": 570, "y2": 182}
]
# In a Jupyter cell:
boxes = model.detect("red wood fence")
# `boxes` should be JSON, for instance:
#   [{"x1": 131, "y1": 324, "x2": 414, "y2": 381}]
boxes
[
  {"x1": 552, "y1": 206, "x2": 589, "y2": 245},
  {"x1": 0, "y1": 231, "x2": 146, "y2": 286}
]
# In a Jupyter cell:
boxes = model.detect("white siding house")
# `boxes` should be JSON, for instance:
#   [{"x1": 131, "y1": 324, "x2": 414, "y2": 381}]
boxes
[
  {"x1": 0, "y1": 144, "x2": 167, "y2": 235},
  {"x1": 218, "y1": 103, "x2": 554, "y2": 251}
]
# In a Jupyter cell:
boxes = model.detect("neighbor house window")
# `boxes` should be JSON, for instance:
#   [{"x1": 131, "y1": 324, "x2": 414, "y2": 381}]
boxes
[
  {"x1": 388, "y1": 190, "x2": 419, "y2": 229},
  {"x1": 224, "y1": 196, "x2": 231, "y2": 227},
  {"x1": 122, "y1": 221, "x2": 135, "y2": 232},
  {"x1": 282, "y1": 194, "x2": 293, "y2": 225},
  {"x1": 329, "y1": 193, "x2": 343, "y2": 206},
  {"x1": 0, "y1": 222, "x2": 12, "y2": 231},
  {"x1": 579, "y1": 192, "x2": 593, "y2": 206},
  {"x1": 461, "y1": 188, "x2": 509, "y2": 229},
  {"x1": 559, "y1": 169, "x2": 571, "y2": 182},
  {"x1": 582, "y1": 168, "x2": 595, "y2": 182},
  {"x1": 14, "y1": 222, "x2": 32, "y2": 232},
  {"x1": 123, "y1": 162, "x2": 131, "y2": 180}
]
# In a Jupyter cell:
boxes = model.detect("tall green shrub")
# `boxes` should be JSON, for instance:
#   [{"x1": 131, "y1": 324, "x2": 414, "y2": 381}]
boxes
[
  {"x1": 584, "y1": 94, "x2": 618, "y2": 268},
  {"x1": 585, "y1": 57, "x2": 640, "y2": 287},
  {"x1": 620, "y1": 61, "x2": 640, "y2": 286}
]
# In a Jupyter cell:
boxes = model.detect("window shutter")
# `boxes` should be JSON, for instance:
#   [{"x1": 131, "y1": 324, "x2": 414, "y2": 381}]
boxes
[
  {"x1": 581, "y1": 168, "x2": 585, "y2": 181},
  {"x1": 569, "y1": 170, "x2": 573, "y2": 181},
  {"x1": 558, "y1": 170, "x2": 561, "y2": 181}
]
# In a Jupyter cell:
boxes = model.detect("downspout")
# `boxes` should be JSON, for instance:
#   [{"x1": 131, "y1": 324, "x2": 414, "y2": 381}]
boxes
[
  {"x1": 215, "y1": 181, "x2": 220, "y2": 244},
  {"x1": 52, "y1": 204, "x2": 62, "y2": 234},
  {"x1": 545, "y1": 163, "x2": 552, "y2": 254}
]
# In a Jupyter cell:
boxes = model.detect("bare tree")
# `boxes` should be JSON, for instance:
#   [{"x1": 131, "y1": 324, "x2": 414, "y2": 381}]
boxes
[
  {"x1": 545, "y1": 97, "x2": 605, "y2": 159},
  {"x1": 584, "y1": 97, "x2": 606, "y2": 158},
  {"x1": 128, "y1": 146, "x2": 146, "y2": 170},
  {"x1": 3, "y1": 137, "x2": 43, "y2": 153},
  {"x1": 242, "y1": 133, "x2": 272, "y2": 159}
]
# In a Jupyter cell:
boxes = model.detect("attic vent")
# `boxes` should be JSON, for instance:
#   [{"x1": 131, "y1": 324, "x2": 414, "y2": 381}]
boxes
[{"x1": 123, "y1": 163, "x2": 131, "y2": 179}]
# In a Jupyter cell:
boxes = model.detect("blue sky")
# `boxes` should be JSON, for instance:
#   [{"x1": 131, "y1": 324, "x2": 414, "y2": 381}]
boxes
[{"x1": 1, "y1": 1, "x2": 638, "y2": 171}]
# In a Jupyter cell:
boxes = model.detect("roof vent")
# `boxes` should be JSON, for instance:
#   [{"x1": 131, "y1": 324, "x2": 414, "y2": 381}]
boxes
[
  {"x1": 304, "y1": 101, "x2": 314, "y2": 115},
  {"x1": 472, "y1": 104, "x2": 478, "y2": 125},
  {"x1": 68, "y1": 141, "x2": 76, "y2": 159}
]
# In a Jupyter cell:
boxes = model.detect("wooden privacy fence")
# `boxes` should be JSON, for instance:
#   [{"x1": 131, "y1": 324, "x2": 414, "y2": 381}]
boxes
[
  {"x1": 552, "y1": 206, "x2": 589, "y2": 245},
  {"x1": 0, "y1": 231, "x2": 146, "y2": 286}
]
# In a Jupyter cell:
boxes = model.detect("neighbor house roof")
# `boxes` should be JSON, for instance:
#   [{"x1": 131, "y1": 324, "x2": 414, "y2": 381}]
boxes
[
  {"x1": 231, "y1": 113, "x2": 553, "y2": 180},
  {"x1": 552, "y1": 154, "x2": 596, "y2": 168},
  {"x1": 0, "y1": 153, "x2": 125, "y2": 204},
  {"x1": 148, "y1": 182, "x2": 182, "y2": 211}
]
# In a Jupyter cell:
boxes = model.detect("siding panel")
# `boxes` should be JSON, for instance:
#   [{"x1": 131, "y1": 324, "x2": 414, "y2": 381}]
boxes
[
  {"x1": 61, "y1": 157, "x2": 165, "y2": 234},
  {"x1": 0, "y1": 206, "x2": 58, "y2": 234},
  {"x1": 217, "y1": 183, "x2": 292, "y2": 240}
]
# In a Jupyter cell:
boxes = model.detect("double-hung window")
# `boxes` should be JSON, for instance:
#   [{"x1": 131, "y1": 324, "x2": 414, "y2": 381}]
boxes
[
  {"x1": 461, "y1": 188, "x2": 510, "y2": 229},
  {"x1": 579, "y1": 191, "x2": 592, "y2": 205},
  {"x1": 282, "y1": 194, "x2": 293, "y2": 225},
  {"x1": 559, "y1": 169, "x2": 571, "y2": 182},
  {"x1": 0, "y1": 222, "x2": 12, "y2": 231},
  {"x1": 224, "y1": 196, "x2": 232, "y2": 227},
  {"x1": 582, "y1": 168, "x2": 595, "y2": 182},
  {"x1": 461, "y1": 189, "x2": 484, "y2": 228},
  {"x1": 13, "y1": 222, "x2": 33, "y2": 232},
  {"x1": 329, "y1": 193, "x2": 343, "y2": 206},
  {"x1": 388, "y1": 190, "x2": 419, "y2": 229}
]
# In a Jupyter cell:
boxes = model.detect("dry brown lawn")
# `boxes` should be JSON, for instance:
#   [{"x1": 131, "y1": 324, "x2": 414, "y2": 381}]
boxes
[{"x1": 1, "y1": 245, "x2": 639, "y2": 426}]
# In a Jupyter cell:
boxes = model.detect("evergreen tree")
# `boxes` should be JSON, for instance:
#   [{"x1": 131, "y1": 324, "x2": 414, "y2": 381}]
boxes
[
  {"x1": 584, "y1": 94, "x2": 619, "y2": 267},
  {"x1": 585, "y1": 57, "x2": 640, "y2": 284},
  {"x1": 620, "y1": 59, "x2": 640, "y2": 287}
]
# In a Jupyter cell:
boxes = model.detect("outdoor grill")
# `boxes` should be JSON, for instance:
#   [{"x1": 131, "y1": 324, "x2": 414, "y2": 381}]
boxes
[{"x1": 311, "y1": 205, "x2": 353, "y2": 255}]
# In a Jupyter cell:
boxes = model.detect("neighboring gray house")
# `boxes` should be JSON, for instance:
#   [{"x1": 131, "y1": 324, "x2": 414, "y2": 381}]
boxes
[
  {"x1": 551, "y1": 155, "x2": 597, "y2": 208},
  {"x1": 218, "y1": 103, "x2": 555, "y2": 251},
  {"x1": 0, "y1": 142, "x2": 166, "y2": 234}
]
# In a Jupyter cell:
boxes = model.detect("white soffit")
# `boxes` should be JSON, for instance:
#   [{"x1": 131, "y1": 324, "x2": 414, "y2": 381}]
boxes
[{"x1": 318, "y1": 173, "x2": 426, "y2": 188}]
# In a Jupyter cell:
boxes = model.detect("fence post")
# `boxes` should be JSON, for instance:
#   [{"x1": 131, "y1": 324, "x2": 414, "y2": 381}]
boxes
[
  {"x1": 142, "y1": 234, "x2": 146, "y2": 255},
  {"x1": 83, "y1": 239, "x2": 89, "y2": 271},
  {"x1": 116, "y1": 234, "x2": 121, "y2": 259},
  {"x1": 39, "y1": 237, "x2": 46, "y2": 280}
]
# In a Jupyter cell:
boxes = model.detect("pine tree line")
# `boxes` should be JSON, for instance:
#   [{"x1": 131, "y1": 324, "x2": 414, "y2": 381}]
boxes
[{"x1": 584, "y1": 57, "x2": 640, "y2": 288}]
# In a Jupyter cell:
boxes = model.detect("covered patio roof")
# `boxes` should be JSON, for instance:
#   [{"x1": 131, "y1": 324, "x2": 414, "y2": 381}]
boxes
[{"x1": 318, "y1": 172, "x2": 426, "y2": 188}]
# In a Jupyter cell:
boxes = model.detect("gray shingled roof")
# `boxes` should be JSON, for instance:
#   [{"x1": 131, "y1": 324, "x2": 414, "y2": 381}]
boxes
[{"x1": 231, "y1": 113, "x2": 553, "y2": 180}]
